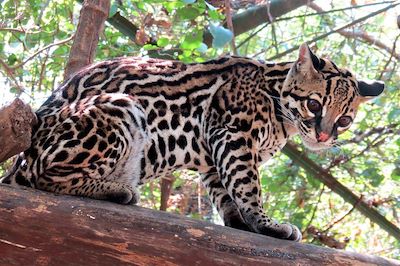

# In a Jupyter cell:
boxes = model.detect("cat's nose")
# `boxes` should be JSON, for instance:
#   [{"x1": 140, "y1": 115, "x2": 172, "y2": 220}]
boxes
[{"x1": 317, "y1": 131, "x2": 330, "y2": 142}]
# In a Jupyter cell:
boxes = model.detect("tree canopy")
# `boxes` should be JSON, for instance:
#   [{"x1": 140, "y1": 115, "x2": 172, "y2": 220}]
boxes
[{"x1": 0, "y1": 0, "x2": 399, "y2": 260}]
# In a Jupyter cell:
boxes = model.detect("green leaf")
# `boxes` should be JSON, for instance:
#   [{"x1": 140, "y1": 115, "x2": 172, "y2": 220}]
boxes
[
  {"x1": 164, "y1": 1, "x2": 185, "y2": 13},
  {"x1": 391, "y1": 168, "x2": 400, "y2": 181},
  {"x1": 388, "y1": 108, "x2": 400, "y2": 122},
  {"x1": 52, "y1": 46, "x2": 68, "y2": 56},
  {"x1": 196, "y1": 42, "x2": 208, "y2": 53},
  {"x1": 9, "y1": 87, "x2": 18, "y2": 94},
  {"x1": 208, "y1": 9, "x2": 221, "y2": 20},
  {"x1": 109, "y1": 0, "x2": 118, "y2": 18},
  {"x1": 180, "y1": 30, "x2": 203, "y2": 50},
  {"x1": 306, "y1": 173, "x2": 321, "y2": 189},
  {"x1": 157, "y1": 37, "x2": 169, "y2": 48},
  {"x1": 362, "y1": 168, "x2": 385, "y2": 187},
  {"x1": 143, "y1": 44, "x2": 159, "y2": 50},
  {"x1": 7, "y1": 53, "x2": 17, "y2": 65},
  {"x1": 177, "y1": 6, "x2": 200, "y2": 20}
]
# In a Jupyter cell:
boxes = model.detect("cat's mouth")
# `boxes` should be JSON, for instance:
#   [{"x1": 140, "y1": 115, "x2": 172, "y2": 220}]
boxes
[{"x1": 299, "y1": 133, "x2": 334, "y2": 151}]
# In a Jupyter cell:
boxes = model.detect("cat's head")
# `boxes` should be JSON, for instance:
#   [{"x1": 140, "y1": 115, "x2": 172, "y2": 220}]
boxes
[{"x1": 281, "y1": 43, "x2": 384, "y2": 150}]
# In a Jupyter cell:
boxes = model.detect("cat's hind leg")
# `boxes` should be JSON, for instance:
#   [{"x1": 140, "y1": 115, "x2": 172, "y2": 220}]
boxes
[
  {"x1": 34, "y1": 93, "x2": 148, "y2": 204},
  {"x1": 36, "y1": 175, "x2": 140, "y2": 204}
]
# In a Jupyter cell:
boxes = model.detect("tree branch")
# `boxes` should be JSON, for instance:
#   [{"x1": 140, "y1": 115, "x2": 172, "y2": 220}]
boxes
[
  {"x1": 64, "y1": 0, "x2": 110, "y2": 79},
  {"x1": 225, "y1": 0, "x2": 237, "y2": 55},
  {"x1": 236, "y1": 1, "x2": 395, "y2": 50},
  {"x1": 0, "y1": 58, "x2": 24, "y2": 94},
  {"x1": 282, "y1": 142, "x2": 400, "y2": 241},
  {"x1": 10, "y1": 35, "x2": 74, "y2": 70},
  {"x1": 204, "y1": 0, "x2": 314, "y2": 46},
  {"x1": 309, "y1": 2, "x2": 400, "y2": 62},
  {"x1": 267, "y1": 1, "x2": 400, "y2": 60}
]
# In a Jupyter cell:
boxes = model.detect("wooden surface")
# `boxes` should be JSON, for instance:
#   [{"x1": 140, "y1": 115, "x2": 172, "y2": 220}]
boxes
[
  {"x1": 0, "y1": 185, "x2": 398, "y2": 266},
  {"x1": 0, "y1": 98, "x2": 36, "y2": 163}
]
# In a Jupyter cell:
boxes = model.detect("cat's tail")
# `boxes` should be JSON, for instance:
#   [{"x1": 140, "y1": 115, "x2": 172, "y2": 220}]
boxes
[{"x1": 0, "y1": 154, "x2": 29, "y2": 186}]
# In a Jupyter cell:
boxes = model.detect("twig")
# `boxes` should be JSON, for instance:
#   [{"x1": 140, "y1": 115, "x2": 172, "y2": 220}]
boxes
[
  {"x1": 379, "y1": 34, "x2": 400, "y2": 79},
  {"x1": 236, "y1": 1, "x2": 395, "y2": 50},
  {"x1": 343, "y1": 124, "x2": 399, "y2": 145},
  {"x1": 309, "y1": 2, "x2": 400, "y2": 61},
  {"x1": 322, "y1": 196, "x2": 363, "y2": 233},
  {"x1": 225, "y1": 0, "x2": 237, "y2": 55},
  {"x1": 37, "y1": 50, "x2": 50, "y2": 93},
  {"x1": 303, "y1": 185, "x2": 325, "y2": 234},
  {"x1": 10, "y1": 35, "x2": 74, "y2": 70},
  {"x1": 0, "y1": 26, "x2": 41, "y2": 35},
  {"x1": 197, "y1": 179, "x2": 202, "y2": 215},
  {"x1": 276, "y1": 1, "x2": 395, "y2": 23},
  {"x1": 267, "y1": 2, "x2": 400, "y2": 60},
  {"x1": 0, "y1": 58, "x2": 24, "y2": 94}
]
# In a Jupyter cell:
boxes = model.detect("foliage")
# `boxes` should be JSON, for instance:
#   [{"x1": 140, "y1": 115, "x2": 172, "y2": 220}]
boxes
[{"x1": 0, "y1": 0, "x2": 399, "y2": 259}]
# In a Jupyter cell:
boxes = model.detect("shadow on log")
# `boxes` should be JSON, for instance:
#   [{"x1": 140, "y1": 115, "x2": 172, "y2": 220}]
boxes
[{"x1": 0, "y1": 185, "x2": 398, "y2": 265}]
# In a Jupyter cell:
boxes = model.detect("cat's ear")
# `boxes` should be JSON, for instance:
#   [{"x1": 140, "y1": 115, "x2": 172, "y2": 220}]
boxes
[
  {"x1": 358, "y1": 80, "x2": 385, "y2": 101},
  {"x1": 295, "y1": 43, "x2": 320, "y2": 76}
]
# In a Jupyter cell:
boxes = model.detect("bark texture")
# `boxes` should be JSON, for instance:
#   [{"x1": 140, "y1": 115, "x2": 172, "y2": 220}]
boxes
[
  {"x1": 0, "y1": 99, "x2": 36, "y2": 163},
  {"x1": 0, "y1": 185, "x2": 398, "y2": 266},
  {"x1": 64, "y1": 0, "x2": 110, "y2": 79}
]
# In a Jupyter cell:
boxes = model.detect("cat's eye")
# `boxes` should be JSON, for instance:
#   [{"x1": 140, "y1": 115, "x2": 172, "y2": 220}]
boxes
[
  {"x1": 307, "y1": 99, "x2": 322, "y2": 113},
  {"x1": 337, "y1": 116, "x2": 352, "y2": 128}
]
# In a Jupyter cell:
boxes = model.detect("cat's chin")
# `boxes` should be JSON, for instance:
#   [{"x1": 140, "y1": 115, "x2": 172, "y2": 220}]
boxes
[{"x1": 301, "y1": 139, "x2": 332, "y2": 151}]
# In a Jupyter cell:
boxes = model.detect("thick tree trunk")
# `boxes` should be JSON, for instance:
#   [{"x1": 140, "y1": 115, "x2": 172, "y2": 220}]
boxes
[
  {"x1": 0, "y1": 1, "x2": 110, "y2": 165},
  {"x1": 0, "y1": 99, "x2": 36, "y2": 163},
  {"x1": 0, "y1": 185, "x2": 398, "y2": 266},
  {"x1": 64, "y1": 0, "x2": 110, "y2": 79}
]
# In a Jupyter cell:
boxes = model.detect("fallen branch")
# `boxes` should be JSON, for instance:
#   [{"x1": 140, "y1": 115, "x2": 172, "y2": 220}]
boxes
[{"x1": 0, "y1": 184, "x2": 398, "y2": 265}]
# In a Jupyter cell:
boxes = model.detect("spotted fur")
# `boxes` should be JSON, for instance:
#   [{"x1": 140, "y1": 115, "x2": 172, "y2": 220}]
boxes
[{"x1": 1, "y1": 44, "x2": 384, "y2": 241}]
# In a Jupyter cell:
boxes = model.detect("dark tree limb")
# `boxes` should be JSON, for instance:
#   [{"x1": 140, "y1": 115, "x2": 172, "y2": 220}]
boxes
[
  {"x1": 64, "y1": 0, "x2": 110, "y2": 79},
  {"x1": 204, "y1": 0, "x2": 314, "y2": 46},
  {"x1": 0, "y1": 99, "x2": 36, "y2": 163},
  {"x1": 0, "y1": 184, "x2": 398, "y2": 266}
]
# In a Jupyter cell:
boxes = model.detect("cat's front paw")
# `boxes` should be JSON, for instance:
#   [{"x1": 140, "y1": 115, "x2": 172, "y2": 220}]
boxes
[
  {"x1": 283, "y1": 223, "x2": 302, "y2": 242},
  {"x1": 256, "y1": 222, "x2": 302, "y2": 242}
]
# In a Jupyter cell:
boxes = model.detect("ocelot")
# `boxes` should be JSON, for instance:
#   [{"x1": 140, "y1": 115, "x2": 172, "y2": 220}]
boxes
[{"x1": 1, "y1": 44, "x2": 384, "y2": 241}]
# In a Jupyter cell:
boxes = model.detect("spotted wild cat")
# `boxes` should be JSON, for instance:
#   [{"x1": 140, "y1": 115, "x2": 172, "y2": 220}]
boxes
[{"x1": 1, "y1": 44, "x2": 384, "y2": 241}]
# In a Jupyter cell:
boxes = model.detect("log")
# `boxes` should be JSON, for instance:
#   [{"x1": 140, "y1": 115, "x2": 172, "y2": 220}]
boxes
[
  {"x1": 0, "y1": 185, "x2": 398, "y2": 266},
  {"x1": 0, "y1": 99, "x2": 36, "y2": 163}
]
